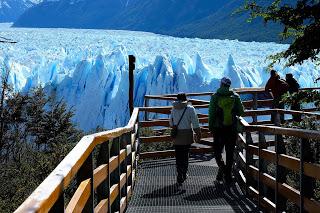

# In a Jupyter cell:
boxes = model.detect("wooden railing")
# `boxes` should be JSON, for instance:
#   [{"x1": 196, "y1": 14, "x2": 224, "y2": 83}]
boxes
[
  {"x1": 15, "y1": 87, "x2": 320, "y2": 212},
  {"x1": 139, "y1": 88, "x2": 320, "y2": 212},
  {"x1": 235, "y1": 111, "x2": 320, "y2": 212},
  {"x1": 15, "y1": 109, "x2": 140, "y2": 213},
  {"x1": 143, "y1": 87, "x2": 320, "y2": 123},
  {"x1": 139, "y1": 87, "x2": 319, "y2": 159}
]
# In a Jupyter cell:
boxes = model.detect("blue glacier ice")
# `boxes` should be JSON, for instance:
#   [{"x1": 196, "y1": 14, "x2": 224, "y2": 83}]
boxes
[{"x1": 0, "y1": 25, "x2": 319, "y2": 131}]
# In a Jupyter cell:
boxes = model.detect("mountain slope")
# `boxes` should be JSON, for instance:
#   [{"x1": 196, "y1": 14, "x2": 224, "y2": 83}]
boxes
[
  {"x1": 0, "y1": 0, "x2": 41, "y2": 22},
  {"x1": 172, "y1": 0, "x2": 283, "y2": 42},
  {"x1": 14, "y1": 0, "x2": 285, "y2": 42},
  {"x1": 14, "y1": 0, "x2": 224, "y2": 28}
]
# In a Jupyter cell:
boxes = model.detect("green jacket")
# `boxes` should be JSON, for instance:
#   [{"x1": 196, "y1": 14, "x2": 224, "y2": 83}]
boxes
[{"x1": 208, "y1": 86, "x2": 244, "y2": 132}]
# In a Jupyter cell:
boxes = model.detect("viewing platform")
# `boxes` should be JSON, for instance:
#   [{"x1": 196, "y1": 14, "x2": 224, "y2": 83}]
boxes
[
  {"x1": 127, "y1": 156, "x2": 258, "y2": 213},
  {"x1": 15, "y1": 87, "x2": 320, "y2": 213}
]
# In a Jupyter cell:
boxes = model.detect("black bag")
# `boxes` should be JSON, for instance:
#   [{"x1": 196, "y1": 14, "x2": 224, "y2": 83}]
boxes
[
  {"x1": 170, "y1": 107, "x2": 187, "y2": 138},
  {"x1": 170, "y1": 125, "x2": 178, "y2": 138}
]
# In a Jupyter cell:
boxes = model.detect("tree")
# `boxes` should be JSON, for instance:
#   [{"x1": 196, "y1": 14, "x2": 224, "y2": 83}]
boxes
[
  {"x1": 0, "y1": 87, "x2": 83, "y2": 212},
  {"x1": 0, "y1": 63, "x2": 11, "y2": 152},
  {"x1": 244, "y1": 0, "x2": 320, "y2": 67},
  {"x1": 243, "y1": 2, "x2": 320, "y2": 211}
]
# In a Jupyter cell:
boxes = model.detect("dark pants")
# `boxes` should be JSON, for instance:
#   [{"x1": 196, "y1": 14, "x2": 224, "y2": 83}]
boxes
[
  {"x1": 175, "y1": 145, "x2": 190, "y2": 183},
  {"x1": 213, "y1": 126, "x2": 237, "y2": 180},
  {"x1": 272, "y1": 99, "x2": 285, "y2": 124},
  {"x1": 291, "y1": 103, "x2": 301, "y2": 122}
]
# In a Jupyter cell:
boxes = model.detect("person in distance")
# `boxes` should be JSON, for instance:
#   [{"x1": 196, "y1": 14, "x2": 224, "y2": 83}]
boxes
[
  {"x1": 286, "y1": 73, "x2": 301, "y2": 122},
  {"x1": 265, "y1": 70, "x2": 289, "y2": 124}
]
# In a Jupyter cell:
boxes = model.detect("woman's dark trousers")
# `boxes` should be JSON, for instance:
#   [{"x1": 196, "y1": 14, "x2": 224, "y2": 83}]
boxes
[
  {"x1": 213, "y1": 126, "x2": 237, "y2": 182},
  {"x1": 175, "y1": 145, "x2": 191, "y2": 184}
]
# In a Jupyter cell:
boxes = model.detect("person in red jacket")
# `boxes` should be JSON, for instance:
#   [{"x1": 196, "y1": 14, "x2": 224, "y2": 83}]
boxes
[{"x1": 265, "y1": 70, "x2": 289, "y2": 123}]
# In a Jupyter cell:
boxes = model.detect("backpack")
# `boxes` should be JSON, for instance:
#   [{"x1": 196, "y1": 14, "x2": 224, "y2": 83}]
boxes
[
  {"x1": 216, "y1": 94, "x2": 236, "y2": 126},
  {"x1": 278, "y1": 79, "x2": 289, "y2": 95}
]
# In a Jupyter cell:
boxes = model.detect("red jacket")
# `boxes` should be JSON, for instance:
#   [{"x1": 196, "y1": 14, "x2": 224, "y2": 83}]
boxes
[{"x1": 265, "y1": 76, "x2": 289, "y2": 99}]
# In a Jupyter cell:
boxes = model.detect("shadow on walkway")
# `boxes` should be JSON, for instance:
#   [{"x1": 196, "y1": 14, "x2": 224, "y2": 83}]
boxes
[
  {"x1": 140, "y1": 154, "x2": 215, "y2": 169},
  {"x1": 142, "y1": 183, "x2": 186, "y2": 198},
  {"x1": 184, "y1": 183, "x2": 259, "y2": 212}
]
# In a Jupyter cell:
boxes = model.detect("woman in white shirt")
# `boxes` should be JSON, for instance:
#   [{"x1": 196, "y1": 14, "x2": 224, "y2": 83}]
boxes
[{"x1": 170, "y1": 93, "x2": 201, "y2": 186}]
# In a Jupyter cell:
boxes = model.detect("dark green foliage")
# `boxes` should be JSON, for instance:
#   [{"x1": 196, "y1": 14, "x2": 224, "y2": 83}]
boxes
[
  {"x1": 244, "y1": 0, "x2": 320, "y2": 66},
  {"x1": 281, "y1": 90, "x2": 320, "y2": 107},
  {"x1": 0, "y1": 87, "x2": 82, "y2": 212}
]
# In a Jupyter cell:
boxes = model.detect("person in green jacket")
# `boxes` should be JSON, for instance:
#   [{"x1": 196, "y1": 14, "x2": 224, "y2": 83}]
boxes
[{"x1": 209, "y1": 77, "x2": 244, "y2": 183}]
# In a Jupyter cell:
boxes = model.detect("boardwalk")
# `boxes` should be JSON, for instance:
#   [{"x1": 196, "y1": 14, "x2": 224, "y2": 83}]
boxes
[
  {"x1": 127, "y1": 154, "x2": 259, "y2": 213},
  {"x1": 15, "y1": 88, "x2": 320, "y2": 213}
]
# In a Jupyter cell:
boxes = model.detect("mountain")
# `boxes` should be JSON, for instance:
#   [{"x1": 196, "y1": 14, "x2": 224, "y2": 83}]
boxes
[
  {"x1": 171, "y1": 0, "x2": 283, "y2": 42},
  {"x1": 14, "y1": 0, "x2": 285, "y2": 42},
  {"x1": 14, "y1": 0, "x2": 225, "y2": 29},
  {"x1": 0, "y1": 0, "x2": 42, "y2": 22}
]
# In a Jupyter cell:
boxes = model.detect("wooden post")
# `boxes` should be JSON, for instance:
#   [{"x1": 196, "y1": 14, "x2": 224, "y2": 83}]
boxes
[
  {"x1": 77, "y1": 153, "x2": 94, "y2": 213},
  {"x1": 49, "y1": 193, "x2": 64, "y2": 213},
  {"x1": 120, "y1": 135, "x2": 128, "y2": 209},
  {"x1": 258, "y1": 132, "x2": 269, "y2": 208},
  {"x1": 274, "y1": 110, "x2": 281, "y2": 126},
  {"x1": 144, "y1": 98, "x2": 150, "y2": 121},
  {"x1": 245, "y1": 132, "x2": 254, "y2": 195},
  {"x1": 126, "y1": 132, "x2": 133, "y2": 191},
  {"x1": 110, "y1": 137, "x2": 120, "y2": 212},
  {"x1": 300, "y1": 138, "x2": 305, "y2": 213},
  {"x1": 253, "y1": 93, "x2": 258, "y2": 124},
  {"x1": 300, "y1": 138, "x2": 315, "y2": 213},
  {"x1": 129, "y1": 55, "x2": 135, "y2": 116},
  {"x1": 275, "y1": 134, "x2": 287, "y2": 212},
  {"x1": 96, "y1": 142, "x2": 110, "y2": 209},
  {"x1": 132, "y1": 118, "x2": 139, "y2": 188},
  {"x1": 233, "y1": 133, "x2": 245, "y2": 190}
]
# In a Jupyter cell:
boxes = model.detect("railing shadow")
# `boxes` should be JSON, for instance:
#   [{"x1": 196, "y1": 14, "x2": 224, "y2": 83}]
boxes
[
  {"x1": 184, "y1": 183, "x2": 259, "y2": 212},
  {"x1": 139, "y1": 154, "x2": 215, "y2": 169},
  {"x1": 142, "y1": 183, "x2": 187, "y2": 198}
]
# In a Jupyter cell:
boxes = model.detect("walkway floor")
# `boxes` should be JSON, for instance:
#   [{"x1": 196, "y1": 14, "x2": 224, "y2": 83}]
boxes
[{"x1": 127, "y1": 154, "x2": 259, "y2": 213}]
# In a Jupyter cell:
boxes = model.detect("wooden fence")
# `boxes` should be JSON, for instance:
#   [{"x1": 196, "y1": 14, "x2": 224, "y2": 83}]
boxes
[
  {"x1": 138, "y1": 87, "x2": 320, "y2": 212},
  {"x1": 236, "y1": 114, "x2": 320, "y2": 212},
  {"x1": 15, "y1": 87, "x2": 320, "y2": 212},
  {"x1": 15, "y1": 109, "x2": 140, "y2": 213},
  {"x1": 139, "y1": 87, "x2": 319, "y2": 159}
]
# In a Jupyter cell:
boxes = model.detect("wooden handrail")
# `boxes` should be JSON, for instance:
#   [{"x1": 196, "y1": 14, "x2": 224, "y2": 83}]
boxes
[
  {"x1": 140, "y1": 92, "x2": 320, "y2": 212},
  {"x1": 15, "y1": 108, "x2": 140, "y2": 213},
  {"x1": 144, "y1": 87, "x2": 267, "y2": 99},
  {"x1": 16, "y1": 86, "x2": 320, "y2": 213},
  {"x1": 246, "y1": 125, "x2": 320, "y2": 140},
  {"x1": 144, "y1": 87, "x2": 320, "y2": 100},
  {"x1": 236, "y1": 112, "x2": 320, "y2": 212}
]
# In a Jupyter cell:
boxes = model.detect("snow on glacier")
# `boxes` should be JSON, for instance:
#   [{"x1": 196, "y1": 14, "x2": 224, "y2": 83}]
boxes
[{"x1": 0, "y1": 26, "x2": 319, "y2": 131}]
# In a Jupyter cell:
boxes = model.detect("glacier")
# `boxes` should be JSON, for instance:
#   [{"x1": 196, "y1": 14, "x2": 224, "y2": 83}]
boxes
[{"x1": 0, "y1": 25, "x2": 319, "y2": 131}]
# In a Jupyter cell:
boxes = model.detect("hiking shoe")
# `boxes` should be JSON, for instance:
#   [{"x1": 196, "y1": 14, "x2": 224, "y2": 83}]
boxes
[
  {"x1": 177, "y1": 174, "x2": 184, "y2": 184},
  {"x1": 176, "y1": 182, "x2": 183, "y2": 187},
  {"x1": 224, "y1": 175, "x2": 233, "y2": 184},
  {"x1": 216, "y1": 167, "x2": 224, "y2": 181},
  {"x1": 183, "y1": 173, "x2": 189, "y2": 182}
]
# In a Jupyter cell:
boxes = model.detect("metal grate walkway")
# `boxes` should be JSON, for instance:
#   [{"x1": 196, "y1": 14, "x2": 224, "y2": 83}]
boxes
[{"x1": 127, "y1": 154, "x2": 259, "y2": 213}]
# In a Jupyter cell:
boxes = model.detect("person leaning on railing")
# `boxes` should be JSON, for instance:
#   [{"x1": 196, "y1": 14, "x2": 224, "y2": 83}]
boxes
[
  {"x1": 286, "y1": 73, "x2": 301, "y2": 122},
  {"x1": 265, "y1": 69, "x2": 289, "y2": 123},
  {"x1": 209, "y1": 77, "x2": 244, "y2": 184},
  {"x1": 169, "y1": 93, "x2": 201, "y2": 187}
]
